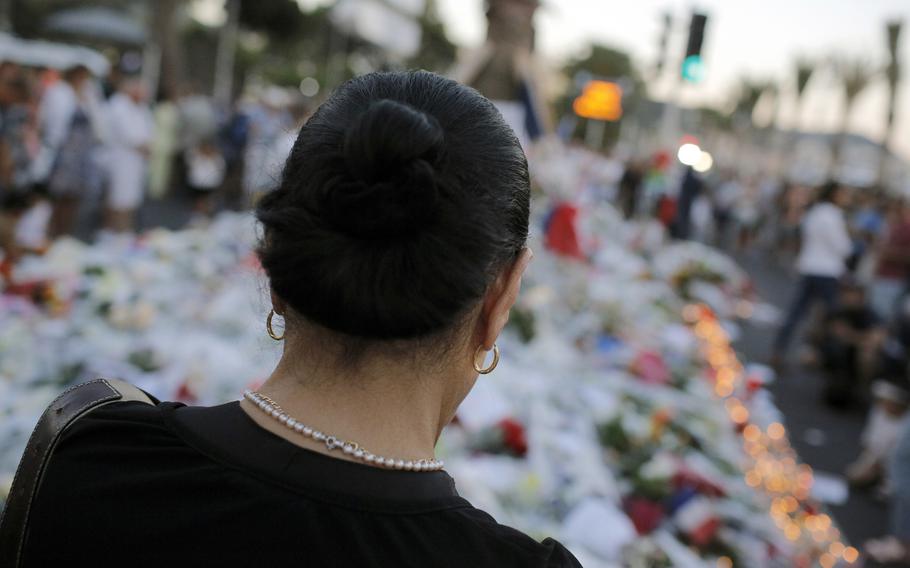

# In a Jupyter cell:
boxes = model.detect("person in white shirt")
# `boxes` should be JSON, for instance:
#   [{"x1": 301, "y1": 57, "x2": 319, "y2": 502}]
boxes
[
  {"x1": 772, "y1": 181, "x2": 853, "y2": 363},
  {"x1": 33, "y1": 65, "x2": 103, "y2": 237},
  {"x1": 103, "y1": 77, "x2": 154, "y2": 233},
  {"x1": 185, "y1": 138, "x2": 226, "y2": 221}
]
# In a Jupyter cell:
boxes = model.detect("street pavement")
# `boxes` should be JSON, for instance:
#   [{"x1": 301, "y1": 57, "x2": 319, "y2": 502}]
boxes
[{"x1": 734, "y1": 250, "x2": 892, "y2": 561}]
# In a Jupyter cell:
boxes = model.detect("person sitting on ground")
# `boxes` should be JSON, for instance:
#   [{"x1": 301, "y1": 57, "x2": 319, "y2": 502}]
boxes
[
  {"x1": 866, "y1": 407, "x2": 910, "y2": 565},
  {"x1": 846, "y1": 377, "x2": 910, "y2": 488},
  {"x1": 847, "y1": 296, "x2": 910, "y2": 486},
  {"x1": 814, "y1": 280, "x2": 886, "y2": 407}
]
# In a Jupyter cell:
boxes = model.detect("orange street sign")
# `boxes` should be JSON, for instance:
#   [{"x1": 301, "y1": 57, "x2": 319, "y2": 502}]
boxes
[{"x1": 573, "y1": 80, "x2": 623, "y2": 121}]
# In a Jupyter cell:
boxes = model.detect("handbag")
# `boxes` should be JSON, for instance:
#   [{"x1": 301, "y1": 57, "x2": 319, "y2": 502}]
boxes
[{"x1": 0, "y1": 378, "x2": 158, "y2": 567}]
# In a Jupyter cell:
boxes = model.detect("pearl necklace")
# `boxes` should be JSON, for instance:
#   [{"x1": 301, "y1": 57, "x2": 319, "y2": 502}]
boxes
[{"x1": 242, "y1": 390, "x2": 445, "y2": 472}]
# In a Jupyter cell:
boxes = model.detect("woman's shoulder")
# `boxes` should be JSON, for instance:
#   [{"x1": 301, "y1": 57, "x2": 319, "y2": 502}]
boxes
[
  {"x1": 55, "y1": 399, "x2": 186, "y2": 455},
  {"x1": 442, "y1": 506, "x2": 583, "y2": 567}
]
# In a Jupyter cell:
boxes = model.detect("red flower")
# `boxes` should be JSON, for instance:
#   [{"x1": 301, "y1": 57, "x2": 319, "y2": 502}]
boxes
[
  {"x1": 631, "y1": 350, "x2": 670, "y2": 384},
  {"x1": 175, "y1": 381, "x2": 197, "y2": 403},
  {"x1": 746, "y1": 376, "x2": 764, "y2": 393},
  {"x1": 689, "y1": 517, "x2": 720, "y2": 547},
  {"x1": 497, "y1": 418, "x2": 528, "y2": 457},
  {"x1": 544, "y1": 203, "x2": 584, "y2": 260},
  {"x1": 672, "y1": 468, "x2": 726, "y2": 498},
  {"x1": 625, "y1": 497, "x2": 665, "y2": 535}
]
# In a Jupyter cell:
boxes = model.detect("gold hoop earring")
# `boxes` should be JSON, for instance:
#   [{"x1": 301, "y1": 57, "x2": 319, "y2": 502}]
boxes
[
  {"x1": 266, "y1": 309, "x2": 285, "y2": 341},
  {"x1": 473, "y1": 343, "x2": 500, "y2": 374}
]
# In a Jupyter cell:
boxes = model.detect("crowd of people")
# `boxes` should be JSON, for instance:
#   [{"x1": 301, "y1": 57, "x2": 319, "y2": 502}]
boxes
[
  {"x1": 617, "y1": 154, "x2": 910, "y2": 563},
  {"x1": 0, "y1": 60, "x2": 310, "y2": 279}
]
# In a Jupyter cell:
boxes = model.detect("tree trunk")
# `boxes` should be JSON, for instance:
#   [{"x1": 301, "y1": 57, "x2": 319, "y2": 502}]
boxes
[
  {"x1": 880, "y1": 21, "x2": 902, "y2": 187},
  {"x1": 879, "y1": 81, "x2": 898, "y2": 186},
  {"x1": 150, "y1": 0, "x2": 184, "y2": 99},
  {"x1": 214, "y1": 0, "x2": 240, "y2": 105},
  {"x1": 833, "y1": 98, "x2": 853, "y2": 178},
  {"x1": 788, "y1": 96, "x2": 804, "y2": 176}
]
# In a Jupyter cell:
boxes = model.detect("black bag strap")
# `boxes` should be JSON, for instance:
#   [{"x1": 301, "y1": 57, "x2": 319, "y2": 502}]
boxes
[{"x1": 0, "y1": 378, "x2": 157, "y2": 567}]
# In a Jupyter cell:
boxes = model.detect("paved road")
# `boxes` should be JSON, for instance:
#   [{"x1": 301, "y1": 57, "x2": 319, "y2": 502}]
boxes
[{"x1": 733, "y1": 250, "x2": 892, "y2": 560}]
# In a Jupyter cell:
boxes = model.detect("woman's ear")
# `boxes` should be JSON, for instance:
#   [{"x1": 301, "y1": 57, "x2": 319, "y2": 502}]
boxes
[{"x1": 479, "y1": 248, "x2": 533, "y2": 349}]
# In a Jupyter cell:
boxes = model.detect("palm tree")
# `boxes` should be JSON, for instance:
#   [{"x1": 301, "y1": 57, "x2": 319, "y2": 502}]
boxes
[
  {"x1": 880, "y1": 20, "x2": 903, "y2": 184},
  {"x1": 786, "y1": 58, "x2": 816, "y2": 166},
  {"x1": 832, "y1": 56, "x2": 878, "y2": 166},
  {"x1": 760, "y1": 81, "x2": 780, "y2": 129},
  {"x1": 732, "y1": 78, "x2": 767, "y2": 124},
  {"x1": 150, "y1": 0, "x2": 187, "y2": 99},
  {"x1": 727, "y1": 79, "x2": 771, "y2": 163},
  {"x1": 793, "y1": 58, "x2": 815, "y2": 129}
]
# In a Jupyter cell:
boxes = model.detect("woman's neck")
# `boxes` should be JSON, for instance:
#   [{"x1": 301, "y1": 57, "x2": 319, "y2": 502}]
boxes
[{"x1": 239, "y1": 349, "x2": 463, "y2": 464}]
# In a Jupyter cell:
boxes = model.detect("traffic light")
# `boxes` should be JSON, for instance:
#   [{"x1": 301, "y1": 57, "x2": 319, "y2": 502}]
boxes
[
  {"x1": 681, "y1": 55, "x2": 704, "y2": 83},
  {"x1": 681, "y1": 13, "x2": 708, "y2": 83}
]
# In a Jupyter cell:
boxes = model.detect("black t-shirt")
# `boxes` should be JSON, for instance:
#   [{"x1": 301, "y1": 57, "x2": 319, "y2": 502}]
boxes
[
  {"x1": 827, "y1": 305, "x2": 881, "y2": 332},
  {"x1": 23, "y1": 401, "x2": 581, "y2": 567}
]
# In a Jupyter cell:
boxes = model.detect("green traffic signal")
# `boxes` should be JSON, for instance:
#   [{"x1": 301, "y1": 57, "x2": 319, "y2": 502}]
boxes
[{"x1": 681, "y1": 55, "x2": 704, "y2": 83}]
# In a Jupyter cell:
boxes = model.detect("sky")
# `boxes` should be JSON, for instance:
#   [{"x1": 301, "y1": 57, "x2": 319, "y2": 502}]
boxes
[
  {"x1": 433, "y1": 0, "x2": 910, "y2": 158},
  {"x1": 202, "y1": 0, "x2": 910, "y2": 158}
]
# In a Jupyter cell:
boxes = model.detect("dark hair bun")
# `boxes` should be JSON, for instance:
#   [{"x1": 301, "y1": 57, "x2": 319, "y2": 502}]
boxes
[
  {"x1": 256, "y1": 71, "x2": 529, "y2": 340},
  {"x1": 322, "y1": 99, "x2": 443, "y2": 239}
]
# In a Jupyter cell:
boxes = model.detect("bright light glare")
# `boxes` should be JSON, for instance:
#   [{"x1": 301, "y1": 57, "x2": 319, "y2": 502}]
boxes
[
  {"x1": 299, "y1": 77, "x2": 320, "y2": 97},
  {"x1": 677, "y1": 143, "x2": 702, "y2": 166},
  {"x1": 694, "y1": 151, "x2": 714, "y2": 173}
]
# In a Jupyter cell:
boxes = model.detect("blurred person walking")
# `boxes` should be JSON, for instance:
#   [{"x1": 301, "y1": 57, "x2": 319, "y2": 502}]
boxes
[
  {"x1": 772, "y1": 182, "x2": 853, "y2": 365},
  {"x1": 734, "y1": 178, "x2": 761, "y2": 251},
  {"x1": 103, "y1": 77, "x2": 154, "y2": 233},
  {"x1": 32, "y1": 65, "x2": 103, "y2": 237},
  {"x1": 776, "y1": 184, "x2": 811, "y2": 262},
  {"x1": 617, "y1": 159, "x2": 644, "y2": 219},
  {"x1": 175, "y1": 86, "x2": 218, "y2": 193},
  {"x1": 851, "y1": 191, "x2": 887, "y2": 281},
  {"x1": 0, "y1": 67, "x2": 36, "y2": 195},
  {"x1": 148, "y1": 92, "x2": 179, "y2": 200},
  {"x1": 870, "y1": 200, "x2": 910, "y2": 322},
  {"x1": 711, "y1": 172, "x2": 741, "y2": 249},
  {"x1": 217, "y1": 101, "x2": 250, "y2": 210},
  {"x1": 243, "y1": 88, "x2": 292, "y2": 204},
  {"x1": 672, "y1": 167, "x2": 702, "y2": 240}
]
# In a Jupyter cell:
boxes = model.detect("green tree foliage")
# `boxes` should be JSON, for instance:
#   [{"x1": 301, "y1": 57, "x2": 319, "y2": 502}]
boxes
[
  {"x1": 794, "y1": 58, "x2": 814, "y2": 102},
  {"x1": 407, "y1": 3, "x2": 456, "y2": 73},
  {"x1": 12, "y1": 0, "x2": 144, "y2": 38},
  {"x1": 832, "y1": 55, "x2": 878, "y2": 161},
  {"x1": 564, "y1": 44, "x2": 639, "y2": 84},
  {"x1": 730, "y1": 78, "x2": 769, "y2": 123},
  {"x1": 239, "y1": 0, "x2": 305, "y2": 41}
]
